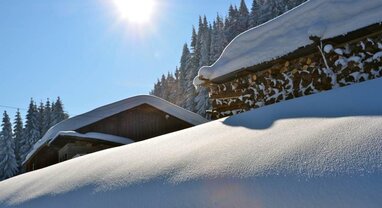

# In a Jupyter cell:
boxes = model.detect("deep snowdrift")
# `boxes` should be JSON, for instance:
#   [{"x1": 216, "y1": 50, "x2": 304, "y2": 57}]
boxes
[
  {"x1": 1, "y1": 79, "x2": 382, "y2": 207},
  {"x1": 196, "y1": 0, "x2": 382, "y2": 82}
]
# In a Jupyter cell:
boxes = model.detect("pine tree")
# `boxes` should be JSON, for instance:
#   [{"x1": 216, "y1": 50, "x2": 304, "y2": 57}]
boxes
[
  {"x1": 184, "y1": 53, "x2": 199, "y2": 112},
  {"x1": 173, "y1": 66, "x2": 183, "y2": 106},
  {"x1": 250, "y1": 0, "x2": 261, "y2": 27},
  {"x1": 270, "y1": 0, "x2": 284, "y2": 16},
  {"x1": 149, "y1": 0, "x2": 308, "y2": 119},
  {"x1": 194, "y1": 16, "x2": 212, "y2": 117},
  {"x1": 13, "y1": 110, "x2": 23, "y2": 170},
  {"x1": 194, "y1": 87, "x2": 210, "y2": 117},
  {"x1": 37, "y1": 101, "x2": 45, "y2": 139},
  {"x1": 210, "y1": 14, "x2": 227, "y2": 63},
  {"x1": 0, "y1": 111, "x2": 18, "y2": 180},
  {"x1": 43, "y1": 99, "x2": 52, "y2": 134},
  {"x1": 199, "y1": 16, "x2": 211, "y2": 67},
  {"x1": 184, "y1": 26, "x2": 202, "y2": 111},
  {"x1": 178, "y1": 43, "x2": 191, "y2": 108},
  {"x1": 237, "y1": 0, "x2": 250, "y2": 33},
  {"x1": 194, "y1": 17, "x2": 203, "y2": 66},
  {"x1": 51, "y1": 97, "x2": 68, "y2": 126},
  {"x1": 166, "y1": 72, "x2": 177, "y2": 104},
  {"x1": 150, "y1": 79, "x2": 161, "y2": 97},
  {"x1": 20, "y1": 99, "x2": 40, "y2": 161},
  {"x1": 225, "y1": 4, "x2": 240, "y2": 42},
  {"x1": 191, "y1": 27, "x2": 198, "y2": 50},
  {"x1": 257, "y1": 0, "x2": 272, "y2": 24}
]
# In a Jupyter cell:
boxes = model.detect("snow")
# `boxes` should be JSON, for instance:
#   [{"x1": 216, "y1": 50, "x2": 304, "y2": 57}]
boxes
[
  {"x1": 48, "y1": 131, "x2": 134, "y2": 145},
  {"x1": 23, "y1": 95, "x2": 208, "y2": 165},
  {"x1": 0, "y1": 78, "x2": 382, "y2": 207},
  {"x1": 195, "y1": 0, "x2": 382, "y2": 83},
  {"x1": 334, "y1": 48, "x2": 344, "y2": 55},
  {"x1": 323, "y1": 44, "x2": 333, "y2": 53},
  {"x1": 373, "y1": 51, "x2": 382, "y2": 61}
]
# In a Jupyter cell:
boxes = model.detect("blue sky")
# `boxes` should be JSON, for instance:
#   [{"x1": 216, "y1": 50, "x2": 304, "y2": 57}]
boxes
[{"x1": 0, "y1": 0, "x2": 248, "y2": 118}]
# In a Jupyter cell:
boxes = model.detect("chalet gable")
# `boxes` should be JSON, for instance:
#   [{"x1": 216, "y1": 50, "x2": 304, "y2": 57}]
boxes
[{"x1": 23, "y1": 95, "x2": 208, "y2": 171}]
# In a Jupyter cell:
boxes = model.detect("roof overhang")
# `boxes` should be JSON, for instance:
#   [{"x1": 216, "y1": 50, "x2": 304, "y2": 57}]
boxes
[{"x1": 23, "y1": 95, "x2": 208, "y2": 166}]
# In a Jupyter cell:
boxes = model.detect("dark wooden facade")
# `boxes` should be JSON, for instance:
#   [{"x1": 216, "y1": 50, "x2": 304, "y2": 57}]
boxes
[
  {"x1": 76, "y1": 104, "x2": 193, "y2": 141},
  {"x1": 23, "y1": 104, "x2": 196, "y2": 172},
  {"x1": 24, "y1": 138, "x2": 120, "y2": 171},
  {"x1": 24, "y1": 146, "x2": 60, "y2": 172}
]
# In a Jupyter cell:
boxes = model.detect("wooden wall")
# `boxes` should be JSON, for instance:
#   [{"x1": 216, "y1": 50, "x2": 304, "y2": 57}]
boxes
[
  {"x1": 23, "y1": 146, "x2": 59, "y2": 172},
  {"x1": 23, "y1": 104, "x2": 195, "y2": 172},
  {"x1": 76, "y1": 104, "x2": 193, "y2": 141}
]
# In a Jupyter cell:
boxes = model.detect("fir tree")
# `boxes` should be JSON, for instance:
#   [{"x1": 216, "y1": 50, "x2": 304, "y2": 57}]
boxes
[
  {"x1": 194, "y1": 17, "x2": 203, "y2": 66},
  {"x1": 237, "y1": 0, "x2": 250, "y2": 33},
  {"x1": 199, "y1": 16, "x2": 211, "y2": 67},
  {"x1": 178, "y1": 43, "x2": 191, "y2": 108},
  {"x1": 173, "y1": 66, "x2": 183, "y2": 107},
  {"x1": 184, "y1": 24, "x2": 202, "y2": 111},
  {"x1": 166, "y1": 72, "x2": 177, "y2": 104},
  {"x1": 191, "y1": 27, "x2": 198, "y2": 50},
  {"x1": 225, "y1": 4, "x2": 240, "y2": 42},
  {"x1": 0, "y1": 111, "x2": 18, "y2": 180},
  {"x1": 20, "y1": 99, "x2": 40, "y2": 161},
  {"x1": 194, "y1": 15, "x2": 212, "y2": 117},
  {"x1": 37, "y1": 101, "x2": 45, "y2": 139},
  {"x1": 250, "y1": 0, "x2": 261, "y2": 27},
  {"x1": 13, "y1": 110, "x2": 23, "y2": 170},
  {"x1": 210, "y1": 14, "x2": 226, "y2": 63},
  {"x1": 43, "y1": 99, "x2": 52, "y2": 134},
  {"x1": 52, "y1": 97, "x2": 68, "y2": 126},
  {"x1": 184, "y1": 53, "x2": 199, "y2": 112},
  {"x1": 149, "y1": 0, "x2": 308, "y2": 118}
]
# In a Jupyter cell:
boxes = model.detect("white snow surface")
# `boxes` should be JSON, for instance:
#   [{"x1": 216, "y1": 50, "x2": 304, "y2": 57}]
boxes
[
  {"x1": 2, "y1": 78, "x2": 382, "y2": 207},
  {"x1": 48, "y1": 131, "x2": 134, "y2": 145},
  {"x1": 196, "y1": 0, "x2": 382, "y2": 83},
  {"x1": 24, "y1": 95, "x2": 208, "y2": 165}
]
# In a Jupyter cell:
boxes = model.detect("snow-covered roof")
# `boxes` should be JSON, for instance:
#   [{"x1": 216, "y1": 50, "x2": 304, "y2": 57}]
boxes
[
  {"x1": 195, "y1": 0, "x2": 382, "y2": 84},
  {"x1": 2, "y1": 78, "x2": 382, "y2": 207},
  {"x1": 23, "y1": 95, "x2": 208, "y2": 164},
  {"x1": 48, "y1": 131, "x2": 134, "y2": 146}
]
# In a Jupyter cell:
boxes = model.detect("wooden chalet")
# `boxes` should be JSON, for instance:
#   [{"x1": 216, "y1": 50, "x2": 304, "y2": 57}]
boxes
[
  {"x1": 194, "y1": 0, "x2": 382, "y2": 119},
  {"x1": 23, "y1": 95, "x2": 208, "y2": 172}
]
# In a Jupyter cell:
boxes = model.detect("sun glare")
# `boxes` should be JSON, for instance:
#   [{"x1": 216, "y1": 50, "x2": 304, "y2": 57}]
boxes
[{"x1": 113, "y1": 0, "x2": 156, "y2": 24}]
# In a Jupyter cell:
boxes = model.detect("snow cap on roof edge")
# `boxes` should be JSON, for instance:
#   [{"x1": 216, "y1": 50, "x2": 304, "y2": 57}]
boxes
[
  {"x1": 194, "y1": 0, "x2": 382, "y2": 85},
  {"x1": 23, "y1": 95, "x2": 208, "y2": 165}
]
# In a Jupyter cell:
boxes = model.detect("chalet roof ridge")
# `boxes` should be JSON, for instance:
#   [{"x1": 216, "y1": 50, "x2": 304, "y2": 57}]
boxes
[
  {"x1": 194, "y1": 0, "x2": 382, "y2": 84},
  {"x1": 23, "y1": 95, "x2": 208, "y2": 165},
  {"x1": 48, "y1": 131, "x2": 134, "y2": 146}
]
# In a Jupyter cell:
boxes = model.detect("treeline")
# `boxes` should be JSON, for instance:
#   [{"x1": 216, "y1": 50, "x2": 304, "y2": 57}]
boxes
[
  {"x1": 150, "y1": 0, "x2": 306, "y2": 118},
  {"x1": 0, "y1": 97, "x2": 68, "y2": 180}
]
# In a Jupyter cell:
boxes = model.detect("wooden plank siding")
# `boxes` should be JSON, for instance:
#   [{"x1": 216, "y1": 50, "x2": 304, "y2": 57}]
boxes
[
  {"x1": 76, "y1": 104, "x2": 193, "y2": 142},
  {"x1": 23, "y1": 103, "x2": 196, "y2": 172},
  {"x1": 24, "y1": 146, "x2": 59, "y2": 172}
]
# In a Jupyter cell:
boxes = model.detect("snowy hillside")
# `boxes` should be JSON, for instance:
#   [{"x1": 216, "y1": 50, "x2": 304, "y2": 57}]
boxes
[{"x1": 1, "y1": 78, "x2": 382, "y2": 207}]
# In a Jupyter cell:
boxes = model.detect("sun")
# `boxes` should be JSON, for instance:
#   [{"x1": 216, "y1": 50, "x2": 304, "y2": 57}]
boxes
[{"x1": 113, "y1": 0, "x2": 156, "y2": 24}]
